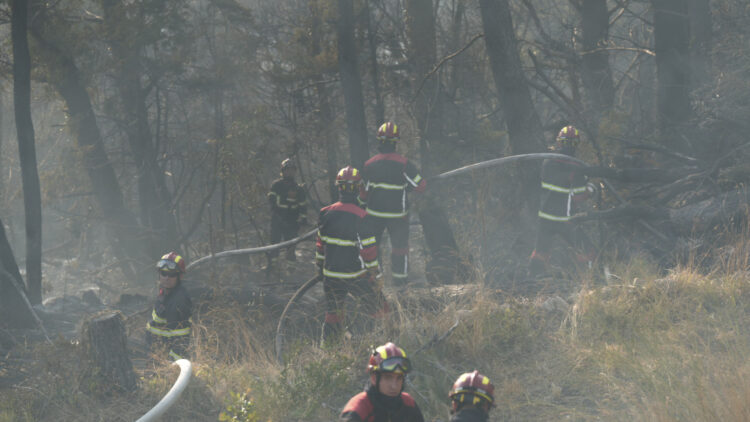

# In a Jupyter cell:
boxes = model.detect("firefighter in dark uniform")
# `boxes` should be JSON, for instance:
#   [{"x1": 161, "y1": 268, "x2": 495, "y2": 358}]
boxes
[
  {"x1": 359, "y1": 122, "x2": 426, "y2": 286},
  {"x1": 529, "y1": 125, "x2": 596, "y2": 275},
  {"x1": 340, "y1": 342, "x2": 425, "y2": 422},
  {"x1": 448, "y1": 370, "x2": 495, "y2": 422},
  {"x1": 146, "y1": 252, "x2": 192, "y2": 361},
  {"x1": 317, "y1": 166, "x2": 389, "y2": 342},
  {"x1": 266, "y1": 158, "x2": 308, "y2": 280}
]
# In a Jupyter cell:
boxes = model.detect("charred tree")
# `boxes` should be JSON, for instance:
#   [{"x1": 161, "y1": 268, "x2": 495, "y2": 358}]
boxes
[
  {"x1": 653, "y1": 0, "x2": 692, "y2": 152},
  {"x1": 101, "y1": 0, "x2": 179, "y2": 257},
  {"x1": 79, "y1": 311, "x2": 137, "y2": 393},
  {"x1": 688, "y1": 0, "x2": 712, "y2": 93},
  {"x1": 31, "y1": 18, "x2": 145, "y2": 280},
  {"x1": 579, "y1": 0, "x2": 615, "y2": 113},
  {"x1": 365, "y1": 0, "x2": 385, "y2": 126},
  {"x1": 405, "y1": 0, "x2": 444, "y2": 175},
  {"x1": 404, "y1": 0, "x2": 467, "y2": 284},
  {"x1": 478, "y1": 0, "x2": 545, "y2": 204},
  {"x1": 336, "y1": 0, "x2": 369, "y2": 169},
  {"x1": 0, "y1": 218, "x2": 36, "y2": 328},
  {"x1": 11, "y1": 0, "x2": 42, "y2": 305}
]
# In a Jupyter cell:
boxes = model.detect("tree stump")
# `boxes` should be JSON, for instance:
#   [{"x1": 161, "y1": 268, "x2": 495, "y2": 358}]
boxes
[{"x1": 80, "y1": 311, "x2": 137, "y2": 393}]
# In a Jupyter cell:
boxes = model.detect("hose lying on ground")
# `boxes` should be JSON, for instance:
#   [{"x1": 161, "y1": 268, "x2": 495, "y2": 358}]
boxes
[{"x1": 275, "y1": 274, "x2": 322, "y2": 365}]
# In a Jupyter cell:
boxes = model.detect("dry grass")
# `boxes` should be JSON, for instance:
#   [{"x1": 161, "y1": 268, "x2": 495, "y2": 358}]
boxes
[{"x1": 5, "y1": 230, "x2": 750, "y2": 421}]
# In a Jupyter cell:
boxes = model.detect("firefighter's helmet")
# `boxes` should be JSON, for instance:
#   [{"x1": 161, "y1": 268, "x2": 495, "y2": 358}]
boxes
[
  {"x1": 157, "y1": 252, "x2": 186, "y2": 275},
  {"x1": 377, "y1": 122, "x2": 400, "y2": 142},
  {"x1": 335, "y1": 166, "x2": 361, "y2": 193},
  {"x1": 449, "y1": 370, "x2": 495, "y2": 408},
  {"x1": 281, "y1": 158, "x2": 296, "y2": 170},
  {"x1": 368, "y1": 342, "x2": 411, "y2": 374},
  {"x1": 556, "y1": 125, "x2": 580, "y2": 148}
]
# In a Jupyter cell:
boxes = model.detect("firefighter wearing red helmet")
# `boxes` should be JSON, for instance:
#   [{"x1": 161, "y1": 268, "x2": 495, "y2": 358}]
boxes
[
  {"x1": 449, "y1": 370, "x2": 495, "y2": 422},
  {"x1": 529, "y1": 125, "x2": 596, "y2": 276},
  {"x1": 316, "y1": 166, "x2": 389, "y2": 343},
  {"x1": 265, "y1": 158, "x2": 308, "y2": 281},
  {"x1": 340, "y1": 342, "x2": 425, "y2": 422},
  {"x1": 146, "y1": 252, "x2": 192, "y2": 360},
  {"x1": 359, "y1": 122, "x2": 426, "y2": 287}
]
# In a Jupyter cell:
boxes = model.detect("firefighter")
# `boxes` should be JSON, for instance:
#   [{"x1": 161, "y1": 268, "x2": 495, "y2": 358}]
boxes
[
  {"x1": 529, "y1": 125, "x2": 596, "y2": 275},
  {"x1": 146, "y1": 252, "x2": 192, "y2": 360},
  {"x1": 360, "y1": 122, "x2": 426, "y2": 286},
  {"x1": 317, "y1": 166, "x2": 389, "y2": 343},
  {"x1": 340, "y1": 342, "x2": 425, "y2": 422},
  {"x1": 448, "y1": 370, "x2": 495, "y2": 422},
  {"x1": 266, "y1": 158, "x2": 308, "y2": 280}
]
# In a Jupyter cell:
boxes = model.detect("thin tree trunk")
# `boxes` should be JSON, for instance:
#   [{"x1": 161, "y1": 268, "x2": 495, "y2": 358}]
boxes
[
  {"x1": 478, "y1": 0, "x2": 544, "y2": 204},
  {"x1": 688, "y1": 0, "x2": 712, "y2": 92},
  {"x1": 336, "y1": 0, "x2": 369, "y2": 168},
  {"x1": 31, "y1": 24, "x2": 143, "y2": 280},
  {"x1": 580, "y1": 0, "x2": 615, "y2": 112},
  {"x1": 0, "y1": 217, "x2": 36, "y2": 328},
  {"x1": 101, "y1": 0, "x2": 178, "y2": 257},
  {"x1": 365, "y1": 0, "x2": 385, "y2": 126},
  {"x1": 11, "y1": 0, "x2": 42, "y2": 304},
  {"x1": 653, "y1": 0, "x2": 692, "y2": 151},
  {"x1": 405, "y1": 0, "x2": 443, "y2": 175}
]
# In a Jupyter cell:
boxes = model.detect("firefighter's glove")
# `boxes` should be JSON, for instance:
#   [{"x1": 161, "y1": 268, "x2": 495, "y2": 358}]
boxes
[{"x1": 586, "y1": 182, "x2": 598, "y2": 195}]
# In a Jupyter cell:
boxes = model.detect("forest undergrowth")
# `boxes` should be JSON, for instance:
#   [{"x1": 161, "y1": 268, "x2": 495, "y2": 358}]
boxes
[{"x1": 4, "y1": 230, "x2": 750, "y2": 422}]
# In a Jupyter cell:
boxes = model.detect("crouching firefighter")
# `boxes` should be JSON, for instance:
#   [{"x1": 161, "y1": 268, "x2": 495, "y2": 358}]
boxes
[
  {"x1": 529, "y1": 125, "x2": 596, "y2": 275},
  {"x1": 146, "y1": 252, "x2": 192, "y2": 360},
  {"x1": 340, "y1": 342, "x2": 425, "y2": 422},
  {"x1": 449, "y1": 370, "x2": 495, "y2": 422},
  {"x1": 316, "y1": 166, "x2": 389, "y2": 343}
]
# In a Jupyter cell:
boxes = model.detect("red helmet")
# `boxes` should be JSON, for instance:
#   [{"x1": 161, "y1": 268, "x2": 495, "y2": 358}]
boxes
[
  {"x1": 377, "y1": 122, "x2": 400, "y2": 142},
  {"x1": 368, "y1": 342, "x2": 411, "y2": 374},
  {"x1": 449, "y1": 370, "x2": 495, "y2": 407},
  {"x1": 335, "y1": 166, "x2": 361, "y2": 193},
  {"x1": 556, "y1": 125, "x2": 580, "y2": 147},
  {"x1": 157, "y1": 252, "x2": 186, "y2": 275}
]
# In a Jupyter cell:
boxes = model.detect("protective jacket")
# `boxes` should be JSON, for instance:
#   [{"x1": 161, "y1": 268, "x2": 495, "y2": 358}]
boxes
[
  {"x1": 359, "y1": 153, "x2": 425, "y2": 218},
  {"x1": 268, "y1": 177, "x2": 307, "y2": 223},
  {"x1": 146, "y1": 284, "x2": 192, "y2": 360},
  {"x1": 450, "y1": 408, "x2": 489, "y2": 422},
  {"x1": 538, "y1": 156, "x2": 589, "y2": 222},
  {"x1": 316, "y1": 201, "x2": 378, "y2": 279},
  {"x1": 340, "y1": 385, "x2": 424, "y2": 422}
]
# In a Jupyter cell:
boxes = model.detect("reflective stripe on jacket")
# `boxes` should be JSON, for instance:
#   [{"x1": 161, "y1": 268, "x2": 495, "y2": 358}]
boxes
[
  {"x1": 316, "y1": 201, "x2": 378, "y2": 278},
  {"x1": 268, "y1": 178, "x2": 308, "y2": 222},
  {"x1": 538, "y1": 157, "x2": 588, "y2": 222},
  {"x1": 359, "y1": 153, "x2": 425, "y2": 218}
]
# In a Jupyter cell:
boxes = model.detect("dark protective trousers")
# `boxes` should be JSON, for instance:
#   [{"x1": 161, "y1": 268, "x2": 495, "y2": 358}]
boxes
[
  {"x1": 366, "y1": 215, "x2": 410, "y2": 282},
  {"x1": 530, "y1": 219, "x2": 595, "y2": 270},
  {"x1": 267, "y1": 213, "x2": 299, "y2": 261}
]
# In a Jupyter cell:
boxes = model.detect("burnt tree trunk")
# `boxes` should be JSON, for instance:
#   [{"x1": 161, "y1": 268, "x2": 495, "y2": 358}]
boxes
[
  {"x1": 0, "y1": 218, "x2": 36, "y2": 328},
  {"x1": 404, "y1": 0, "x2": 466, "y2": 284},
  {"x1": 101, "y1": 0, "x2": 179, "y2": 258},
  {"x1": 580, "y1": 0, "x2": 615, "y2": 113},
  {"x1": 336, "y1": 0, "x2": 369, "y2": 169},
  {"x1": 478, "y1": 0, "x2": 544, "y2": 205},
  {"x1": 688, "y1": 0, "x2": 712, "y2": 93},
  {"x1": 30, "y1": 17, "x2": 144, "y2": 280},
  {"x1": 80, "y1": 311, "x2": 137, "y2": 393},
  {"x1": 653, "y1": 0, "x2": 692, "y2": 152},
  {"x1": 11, "y1": 0, "x2": 42, "y2": 305}
]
